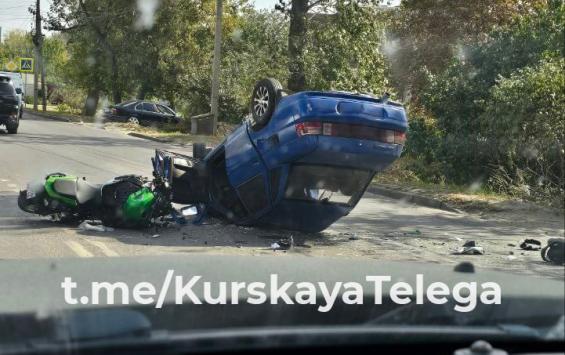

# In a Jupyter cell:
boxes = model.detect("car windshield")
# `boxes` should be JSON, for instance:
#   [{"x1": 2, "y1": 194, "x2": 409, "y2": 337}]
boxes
[{"x1": 0, "y1": 0, "x2": 563, "y2": 352}]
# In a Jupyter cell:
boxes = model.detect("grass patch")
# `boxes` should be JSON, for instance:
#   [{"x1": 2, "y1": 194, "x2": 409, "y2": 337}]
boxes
[{"x1": 373, "y1": 157, "x2": 515, "y2": 211}]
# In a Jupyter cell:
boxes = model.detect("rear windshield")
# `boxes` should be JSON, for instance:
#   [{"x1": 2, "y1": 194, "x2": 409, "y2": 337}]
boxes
[
  {"x1": 118, "y1": 100, "x2": 138, "y2": 107},
  {"x1": 284, "y1": 165, "x2": 372, "y2": 206},
  {"x1": 0, "y1": 83, "x2": 15, "y2": 96}
]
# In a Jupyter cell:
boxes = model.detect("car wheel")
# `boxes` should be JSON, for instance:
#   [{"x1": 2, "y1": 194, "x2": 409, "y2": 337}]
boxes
[
  {"x1": 250, "y1": 78, "x2": 283, "y2": 130},
  {"x1": 128, "y1": 117, "x2": 140, "y2": 125},
  {"x1": 193, "y1": 143, "x2": 207, "y2": 160},
  {"x1": 7, "y1": 117, "x2": 19, "y2": 134},
  {"x1": 7, "y1": 125, "x2": 18, "y2": 134}
]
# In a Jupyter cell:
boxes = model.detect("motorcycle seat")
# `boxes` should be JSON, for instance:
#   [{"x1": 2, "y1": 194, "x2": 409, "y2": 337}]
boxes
[{"x1": 53, "y1": 178, "x2": 102, "y2": 204}]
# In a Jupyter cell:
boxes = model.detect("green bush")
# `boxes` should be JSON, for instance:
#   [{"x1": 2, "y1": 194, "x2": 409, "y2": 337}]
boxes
[
  {"x1": 482, "y1": 58, "x2": 564, "y2": 205},
  {"x1": 405, "y1": 3, "x2": 565, "y2": 205},
  {"x1": 56, "y1": 103, "x2": 72, "y2": 114}
]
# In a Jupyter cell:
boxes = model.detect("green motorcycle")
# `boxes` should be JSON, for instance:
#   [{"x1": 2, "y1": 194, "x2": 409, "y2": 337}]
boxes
[{"x1": 17, "y1": 151, "x2": 174, "y2": 228}]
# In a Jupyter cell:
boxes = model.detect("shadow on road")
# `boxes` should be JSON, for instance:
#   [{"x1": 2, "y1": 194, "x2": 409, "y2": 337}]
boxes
[{"x1": 0, "y1": 193, "x2": 67, "y2": 231}]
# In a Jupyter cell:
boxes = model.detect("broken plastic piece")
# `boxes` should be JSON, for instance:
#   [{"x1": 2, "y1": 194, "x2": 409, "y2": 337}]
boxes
[
  {"x1": 78, "y1": 221, "x2": 114, "y2": 232},
  {"x1": 520, "y1": 238, "x2": 542, "y2": 251}
]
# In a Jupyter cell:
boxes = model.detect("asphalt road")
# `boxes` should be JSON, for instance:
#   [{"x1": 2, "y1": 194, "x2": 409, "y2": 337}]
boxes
[{"x1": 0, "y1": 112, "x2": 563, "y2": 279}]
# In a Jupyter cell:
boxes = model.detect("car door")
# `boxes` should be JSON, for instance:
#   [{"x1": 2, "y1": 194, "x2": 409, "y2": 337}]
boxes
[
  {"x1": 141, "y1": 102, "x2": 161, "y2": 123},
  {"x1": 156, "y1": 104, "x2": 175, "y2": 123},
  {"x1": 223, "y1": 124, "x2": 271, "y2": 219}
]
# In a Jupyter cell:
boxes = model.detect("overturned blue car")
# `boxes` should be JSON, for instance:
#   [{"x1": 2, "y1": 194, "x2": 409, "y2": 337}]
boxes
[{"x1": 159, "y1": 78, "x2": 408, "y2": 233}]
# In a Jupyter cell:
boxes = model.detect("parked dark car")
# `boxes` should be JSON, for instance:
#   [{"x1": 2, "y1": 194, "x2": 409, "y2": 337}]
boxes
[
  {"x1": 155, "y1": 78, "x2": 408, "y2": 232},
  {"x1": 104, "y1": 100, "x2": 180, "y2": 125},
  {"x1": 0, "y1": 75, "x2": 21, "y2": 134}
]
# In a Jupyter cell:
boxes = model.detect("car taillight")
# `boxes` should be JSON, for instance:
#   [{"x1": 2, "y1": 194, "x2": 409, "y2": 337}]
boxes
[
  {"x1": 296, "y1": 122, "x2": 322, "y2": 136},
  {"x1": 111, "y1": 108, "x2": 117, "y2": 115},
  {"x1": 394, "y1": 131, "x2": 407, "y2": 145},
  {"x1": 295, "y1": 121, "x2": 406, "y2": 145}
]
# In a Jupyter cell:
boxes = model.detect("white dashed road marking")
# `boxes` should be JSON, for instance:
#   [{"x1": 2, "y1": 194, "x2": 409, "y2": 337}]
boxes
[
  {"x1": 81, "y1": 239, "x2": 120, "y2": 257},
  {"x1": 64, "y1": 240, "x2": 94, "y2": 258}
]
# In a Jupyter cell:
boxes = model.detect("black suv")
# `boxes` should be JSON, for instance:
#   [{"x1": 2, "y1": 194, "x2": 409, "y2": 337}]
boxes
[{"x1": 0, "y1": 76, "x2": 21, "y2": 134}]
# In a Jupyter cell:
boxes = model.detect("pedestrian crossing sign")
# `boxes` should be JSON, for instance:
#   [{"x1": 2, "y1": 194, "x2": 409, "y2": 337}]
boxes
[{"x1": 19, "y1": 58, "x2": 34, "y2": 72}]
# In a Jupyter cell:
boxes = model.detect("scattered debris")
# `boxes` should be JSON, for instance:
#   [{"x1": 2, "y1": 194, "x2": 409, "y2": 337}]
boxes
[
  {"x1": 150, "y1": 234, "x2": 160, "y2": 238},
  {"x1": 278, "y1": 236, "x2": 294, "y2": 249},
  {"x1": 453, "y1": 240, "x2": 484, "y2": 255},
  {"x1": 520, "y1": 238, "x2": 542, "y2": 251},
  {"x1": 348, "y1": 233, "x2": 360, "y2": 241},
  {"x1": 78, "y1": 221, "x2": 114, "y2": 232},
  {"x1": 453, "y1": 246, "x2": 484, "y2": 255},
  {"x1": 506, "y1": 255, "x2": 517, "y2": 260},
  {"x1": 541, "y1": 238, "x2": 565, "y2": 265},
  {"x1": 271, "y1": 236, "x2": 294, "y2": 251},
  {"x1": 507, "y1": 243, "x2": 516, "y2": 247}
]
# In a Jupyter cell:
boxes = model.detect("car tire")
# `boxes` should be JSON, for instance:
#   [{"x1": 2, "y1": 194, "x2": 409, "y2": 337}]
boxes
[
  {"x1": 250, "y1": 78, "x2": 283, "y2": 130},
  {"x1": 193, "y1": 143, "x2": 207, "y2": 160},
  {"x1": 128, "y1": 117, "x2": 140, "y2": 125},
  {"x1": 7, "y1": 118, "x2": 19, "y2": 134}
]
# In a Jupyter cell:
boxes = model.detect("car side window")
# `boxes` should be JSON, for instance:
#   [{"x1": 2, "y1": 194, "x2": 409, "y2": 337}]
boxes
[
  {"x1": 157, "y1": 104, "x2": 174, "y2": 115},
  {"x1": 134, "y1": 103, "x2": 143, "y2": 111},
  {"x1": 142, "y1": 103, "x2": 157, "y2": 112}
]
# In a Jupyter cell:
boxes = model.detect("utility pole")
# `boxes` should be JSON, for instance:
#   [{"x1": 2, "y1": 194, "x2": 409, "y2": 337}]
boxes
[
  {"x1": 32, "y1": 0, "x2": 45, "y2": 111},
  {"x1": 209, "y1": 0, "x2": 223, "y2": 136}
]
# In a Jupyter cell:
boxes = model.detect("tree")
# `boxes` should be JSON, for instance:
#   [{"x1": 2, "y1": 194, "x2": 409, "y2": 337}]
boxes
[
  {"x1": 411, "y1": 1, "x2": 564, "y2": 193},
  {"x1": 277, "y1": 0, "x2": 391, "y2": 93},
  {"x1": 47, "y1": 0, "x2": 141, "y2": 109},
  {"x1": 386, "y1": 0, "x2": 547, "y2": 100}
]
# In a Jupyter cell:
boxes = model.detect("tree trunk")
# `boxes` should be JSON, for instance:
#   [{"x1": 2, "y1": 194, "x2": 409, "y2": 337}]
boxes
[
  {"x1": 288, "y1": 0, "x2": 308, "y2": 91},
  {"x1": 83, "y1": 89, "x2": 99, "y2": 116},
  {"x1": 111, "y1": 54, "x2": 122, "y2": 104}
]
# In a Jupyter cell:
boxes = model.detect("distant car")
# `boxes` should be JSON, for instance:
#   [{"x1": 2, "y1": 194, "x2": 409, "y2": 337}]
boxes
[
  {"x1": 0, "y1": 76, "x2": 21, "y2": 134},
  {"x1": 155, "y1": 78, "x2": 408, "y2": 232},
  {"x1": 0, "y1": 71, "x2": 24, "y2": 118},
  {"x1": 104, "y1": 100, "x2": 180, "y2": 125}
]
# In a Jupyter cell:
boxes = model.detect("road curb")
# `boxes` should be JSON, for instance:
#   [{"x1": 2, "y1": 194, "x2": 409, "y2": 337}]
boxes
[
  {"x1": 367, "y1": 185, "x2": 462, "y2": 213},
  {"x1": 26, "y1": 110, "x2": 73, "y2": 122}
]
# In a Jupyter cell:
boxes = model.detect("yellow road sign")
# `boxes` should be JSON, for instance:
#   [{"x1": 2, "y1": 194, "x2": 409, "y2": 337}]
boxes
[
  {"x1": 5, "y1": 60, "x2": 18, "y2": 72},
  {"x1": 19, "y1": 58, "x2": 34, "y2": 72}
]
